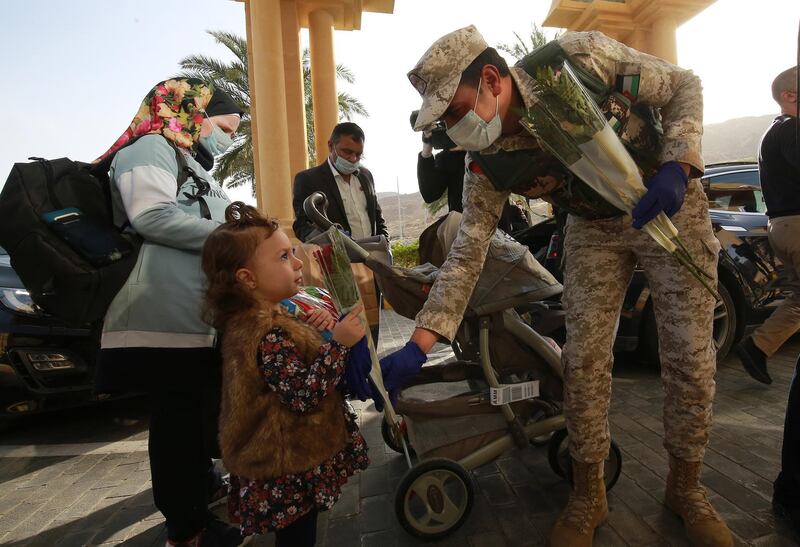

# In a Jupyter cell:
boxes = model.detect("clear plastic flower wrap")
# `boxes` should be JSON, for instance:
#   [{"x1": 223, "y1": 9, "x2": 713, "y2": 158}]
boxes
[
  {"x1": 520, "y1": 62, "x2": 718, "y2": 298},
  {"x1": 313, "y1": 227, "x2": 412, "y2": 463}
]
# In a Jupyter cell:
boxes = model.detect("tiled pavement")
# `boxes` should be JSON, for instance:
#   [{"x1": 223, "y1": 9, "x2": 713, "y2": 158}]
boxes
[{"x1": 0, "y1": 310, "x2": 798, "y2": 546}]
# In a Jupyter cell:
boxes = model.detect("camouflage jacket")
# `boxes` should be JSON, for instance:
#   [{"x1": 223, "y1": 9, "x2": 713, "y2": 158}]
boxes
[{"x1": 416, "y1": 30, "x2": 705, "y2": 342}]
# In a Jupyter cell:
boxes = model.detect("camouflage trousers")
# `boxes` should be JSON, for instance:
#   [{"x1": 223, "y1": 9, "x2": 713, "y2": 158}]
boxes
[{"x1": 562, "y1": 180, "x2": 720, "y2": 463}]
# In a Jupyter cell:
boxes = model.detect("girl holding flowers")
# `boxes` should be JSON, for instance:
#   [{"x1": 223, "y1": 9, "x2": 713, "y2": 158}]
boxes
[{"x1": 201, "y1": 202, "x2": 370, "y2": 546}]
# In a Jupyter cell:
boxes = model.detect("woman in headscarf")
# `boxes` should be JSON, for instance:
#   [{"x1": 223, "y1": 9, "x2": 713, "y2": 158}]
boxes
[{"x1": 94, "y1": 78, "x2": 245, "y2": 547}]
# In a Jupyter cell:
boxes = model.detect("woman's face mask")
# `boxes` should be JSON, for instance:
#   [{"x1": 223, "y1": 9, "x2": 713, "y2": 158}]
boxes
[
  {"x1": 445, "y1": 79, "x2": 502, "y2": 152},
  {"x1": 200, "y1": 121, "x2": 234, "y2": 157}
]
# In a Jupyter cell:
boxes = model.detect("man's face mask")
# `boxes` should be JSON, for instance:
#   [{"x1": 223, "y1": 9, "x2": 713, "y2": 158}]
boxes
[
  {"x1": 332, "y1": 150, "x2": 360, "y2": 175},
  {"x1": 445, "y1": 78, "x2": 502, "y2": 152},
  {"x1": 200, "y1": 122, "x2": 234, "y2": 157}
]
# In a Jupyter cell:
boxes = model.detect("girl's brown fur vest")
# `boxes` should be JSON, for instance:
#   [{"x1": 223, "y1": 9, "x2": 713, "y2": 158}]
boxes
[{"x1": 219, "y1": 305, "x2": 349, "y2": 479}]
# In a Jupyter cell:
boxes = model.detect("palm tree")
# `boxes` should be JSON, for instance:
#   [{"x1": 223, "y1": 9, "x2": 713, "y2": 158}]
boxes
[
  {"x1": 496, "y1": 23, "x2": 560, "y2": 61},
  {"x1": 180, "y1": 30, "x2": 368, "y2": 196},
  {"x1": 180, "y1": 31, "x2": 252, "y2": 192}
]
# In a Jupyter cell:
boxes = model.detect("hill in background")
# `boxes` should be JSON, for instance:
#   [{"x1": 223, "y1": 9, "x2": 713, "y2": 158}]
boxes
[
  {"x1": 378, "y1": 114, "x2": 777, "y2": 242},
  {"x1": 702, "y1": 114, "x2": 773, "y2": 164},
  {"x1": 376, "y1": 191, "x2": 439, "y2": 244}
]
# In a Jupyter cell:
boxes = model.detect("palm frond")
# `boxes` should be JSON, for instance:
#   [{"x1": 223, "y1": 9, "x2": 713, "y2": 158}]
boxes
[
  {"x1": 207, "y1": 30, "x2": 248, "y2": 65},
  {"x1": 496, "y1": 23, "x2": 560, "y2": 61},
  {"x1": 337, "y1": 92, "x2": 368, "y2": 120},
  {"x1": 178, "y1": 54, "x2": 234, "y2": 81},
  {"x1": 335, "y1": 63, "x2": 356, "y2": 84}
]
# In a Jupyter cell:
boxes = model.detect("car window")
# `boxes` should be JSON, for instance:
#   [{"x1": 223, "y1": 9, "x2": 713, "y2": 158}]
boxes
[{"x1": 705, "y1": 170, "x2": 765, "y2": 213}]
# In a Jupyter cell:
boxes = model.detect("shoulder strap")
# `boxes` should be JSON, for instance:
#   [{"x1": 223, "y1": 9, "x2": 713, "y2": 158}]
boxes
[
  {"x1": 105, "y1": 136, "x2": 212, "y2": 229},
  {"x1": 163, "y1": 140, "x2": 213, "y2": 221},
  {"x1": 162, "y1": 139, "x2": 192, "y2": 194},
  {"x1": 173, "y1": 145, "x2": 189, "y2": 188},
  {"x1": 470, "y1": 149, "x2": 543, "y2": 193}
]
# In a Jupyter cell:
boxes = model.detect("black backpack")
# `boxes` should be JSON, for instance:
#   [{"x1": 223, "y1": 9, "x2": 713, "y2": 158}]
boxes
[{"x1": 0, "y1": 136, "x2": 190, "y2": 324}]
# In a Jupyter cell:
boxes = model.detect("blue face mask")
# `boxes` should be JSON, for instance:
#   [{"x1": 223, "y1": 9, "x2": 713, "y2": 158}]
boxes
[
  {"x1": 333, "y1": 153, "x2": 360, "y2": 175},
  {"x1": 200, "y1": 124, "x2": 233, "y2": 157}
]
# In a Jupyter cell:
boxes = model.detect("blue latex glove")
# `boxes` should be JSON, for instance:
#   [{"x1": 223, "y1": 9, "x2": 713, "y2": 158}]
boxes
[
  {"x1": 631, "y1": 161, "x2": 688, "y2": 229},
  {"x1": 340, "y1": 336, "x2": 375, "y2": 402},
  {"x1": 379, "y1": 341, "x2": 427, "y2": 405}
]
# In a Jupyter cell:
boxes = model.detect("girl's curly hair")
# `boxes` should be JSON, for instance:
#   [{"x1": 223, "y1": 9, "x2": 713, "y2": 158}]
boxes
[{"x1": 201, "y1": 202, "x2": 280, "y2": 330}]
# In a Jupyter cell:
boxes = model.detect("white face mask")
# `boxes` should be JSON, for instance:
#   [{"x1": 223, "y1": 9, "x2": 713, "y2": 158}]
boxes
[
  {"x1": 333, "y1": 153, "x2": 360, "y2": 175},
  {"x1": 445, "y1": 79, "x2": 502, "y2": 151}
]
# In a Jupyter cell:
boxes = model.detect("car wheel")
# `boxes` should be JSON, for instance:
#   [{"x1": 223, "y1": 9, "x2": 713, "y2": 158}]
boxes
[
  {"x1": 639, "y1": 281, "x2": 737, "y2": 368},
  {"x1": 712, "y1": 282, "x2": 738, "y2": 360}
]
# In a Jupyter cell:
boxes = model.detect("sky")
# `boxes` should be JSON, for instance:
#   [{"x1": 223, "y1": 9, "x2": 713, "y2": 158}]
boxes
[{"x1": 1, "y1": 0, "x2": 799, "y2": 206}]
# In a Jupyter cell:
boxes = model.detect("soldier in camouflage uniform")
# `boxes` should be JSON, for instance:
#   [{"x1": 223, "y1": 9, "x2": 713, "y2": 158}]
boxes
[{"x1": 377, "y1": 26, "x2": 733, "y2": 547}]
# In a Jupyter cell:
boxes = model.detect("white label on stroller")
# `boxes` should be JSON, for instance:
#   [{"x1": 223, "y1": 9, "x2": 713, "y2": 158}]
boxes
[{"x1": 490, "y1": 381, "x2": 539, "y2": 406}]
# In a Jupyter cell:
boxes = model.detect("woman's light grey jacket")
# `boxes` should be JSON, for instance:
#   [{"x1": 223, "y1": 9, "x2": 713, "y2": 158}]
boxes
[{"x1": 101, "y1": 135, "x2": 231, "y2": 349}]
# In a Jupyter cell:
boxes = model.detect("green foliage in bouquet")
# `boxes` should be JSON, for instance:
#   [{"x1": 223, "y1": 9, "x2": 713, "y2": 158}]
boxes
[
  {"x1": 313, "y1": 229, "x2": 361, "y2": 313},
  {"x1": 533, "y1": 65, "x2": 605, "y2": 139}
]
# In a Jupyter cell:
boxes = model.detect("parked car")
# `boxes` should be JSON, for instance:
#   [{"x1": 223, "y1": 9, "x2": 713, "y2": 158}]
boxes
[
  {"x1": 515, "y1": 162, "x2": 788, "y2": 366},
  {"x1": 0, "y1": 246, "x2": 105, "y2": 424}
]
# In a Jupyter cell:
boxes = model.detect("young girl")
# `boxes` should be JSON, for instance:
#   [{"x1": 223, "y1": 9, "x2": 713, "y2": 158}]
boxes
[{"x1": 201, "y1": 202, "x2": 370, "y2": 546}]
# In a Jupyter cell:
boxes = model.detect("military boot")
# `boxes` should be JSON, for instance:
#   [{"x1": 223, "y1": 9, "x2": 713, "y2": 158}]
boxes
[
  {"x1": 664, "y1": 456, "x2": 733, "y2": 547},
  {"x1": 549, "y1": 461, "x2": 607, "y2": 547}
]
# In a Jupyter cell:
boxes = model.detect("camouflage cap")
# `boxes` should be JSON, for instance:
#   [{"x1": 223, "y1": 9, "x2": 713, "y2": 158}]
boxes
[{"x1": 407, "y1": 25, "x2": 489, "y2": 132}]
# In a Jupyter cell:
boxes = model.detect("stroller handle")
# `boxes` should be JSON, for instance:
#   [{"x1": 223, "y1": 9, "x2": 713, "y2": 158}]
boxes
[
  {"x1": 303, "y1": 192, "x2": 334, "y2": 232},
  {"x1": 303, "y1": 191, "x2": 385, "y2": 262}
]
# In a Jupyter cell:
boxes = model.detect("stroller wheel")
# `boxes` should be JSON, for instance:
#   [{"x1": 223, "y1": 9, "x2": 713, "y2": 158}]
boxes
[
  {"x1": 381, "y1": 417, "x2": 414, "y2": 456},
  {"x1": 547, "y1": 429, "x2": 623, "y2": 492},
  {"x1": 395, "y1": 458, "x2": 474, "y2": 540}
]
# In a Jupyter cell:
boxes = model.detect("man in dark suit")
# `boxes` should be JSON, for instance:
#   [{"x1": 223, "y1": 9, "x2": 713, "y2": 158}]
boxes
[{"x1": 292, "y1": 122, "x2": 388, "y2": 242}]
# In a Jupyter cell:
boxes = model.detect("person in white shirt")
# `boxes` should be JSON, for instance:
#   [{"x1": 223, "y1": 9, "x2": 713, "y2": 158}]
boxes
[{"x1": 292, "y1": 123, "x2": 388, "y2": 242}]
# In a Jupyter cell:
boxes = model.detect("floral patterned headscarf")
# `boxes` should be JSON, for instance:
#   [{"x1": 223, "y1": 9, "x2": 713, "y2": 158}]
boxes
[{"x1": 97, "y1": 78, "x2": 213, "y2": 162}]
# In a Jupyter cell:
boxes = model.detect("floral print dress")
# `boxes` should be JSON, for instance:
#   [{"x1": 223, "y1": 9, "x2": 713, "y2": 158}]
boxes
[{"x1": 228, "y1": 327, "x2": 370, "y2": 535}]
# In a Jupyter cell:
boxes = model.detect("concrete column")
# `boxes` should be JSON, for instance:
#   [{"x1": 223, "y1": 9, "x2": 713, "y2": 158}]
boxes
[
  {"x1": 627, "y1": 28, "x2": 648, "y2": 52},
  {"x1": 281, "y1": 0, "x2": 309, "y2": 178},
  {"x1": 308, "y1": 8, "x2": 339, "y2": 166},
  {"x1": 247, "y1": 0, "x2": 294, "y2": 225},
  {"x1": 649, "y1": 15, "x2": 678, "y2": 64},
  {"x1": 244, "y1": 0, "x2": 263, "y2": 209}
]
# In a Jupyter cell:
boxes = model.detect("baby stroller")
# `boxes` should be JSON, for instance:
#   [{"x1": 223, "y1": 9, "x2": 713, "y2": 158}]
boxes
[{"x1": 303, "y1": 193, "x2": 622, "y2": 540}]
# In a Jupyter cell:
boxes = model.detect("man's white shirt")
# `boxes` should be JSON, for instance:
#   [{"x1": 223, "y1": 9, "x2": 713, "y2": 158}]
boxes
[{"x1": 328, "y1": 158, "x2": 371, "y2": 240}]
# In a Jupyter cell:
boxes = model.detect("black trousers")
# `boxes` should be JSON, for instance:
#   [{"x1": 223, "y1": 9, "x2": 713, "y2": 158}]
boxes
[
  {"x1": 144, "y1": 348, "x2": 223, "y2": 542},
  {"x1": 775, "y1": 355, "x2": 800, "y2": 507},
  {"x1": 275, "y1": 510, "x2": 318, "y2": 547}
]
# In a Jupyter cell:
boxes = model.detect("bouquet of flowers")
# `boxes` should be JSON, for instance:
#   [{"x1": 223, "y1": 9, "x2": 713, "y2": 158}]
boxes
[
  {"x1": 313, "y1": 227, "x2": 412, "y2": 464},
  {"x1": 521, "y1": 61, "x2": 718, "y2": 298}
]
